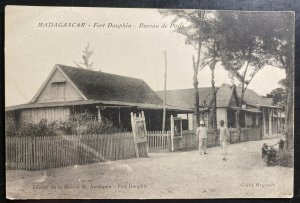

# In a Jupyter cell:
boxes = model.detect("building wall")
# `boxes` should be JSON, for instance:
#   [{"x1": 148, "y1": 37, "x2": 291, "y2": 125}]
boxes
[
  {"x1": 244, "y1": 112, "x2": 261, "y2": 127},
  {"x1": 188, "y1": 114, "x2": 194, "y2": 130},
  {"x1": 217, "y1": 108, "x2": 227, "y2": 128},
  {"x1": 36, "y1": 69, "x2": 83, "y2": 103},
  {"x1": 188, "y1": 108, "x2": 228, "y2": 129},
  {"x1": 245, "y1": 113, "x2": 253, "y2": 127},
  {"x1": 19, "y1": 107, "x2": 70, "y2": 126}
]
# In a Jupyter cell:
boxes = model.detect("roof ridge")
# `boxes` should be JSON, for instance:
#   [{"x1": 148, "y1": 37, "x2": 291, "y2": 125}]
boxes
[
  {"x1": 57, "y1": 64, "x2": 145, "y2": 83},
  {"x1": 156, "y1": 86, "x2": 222, "y2": 92}
]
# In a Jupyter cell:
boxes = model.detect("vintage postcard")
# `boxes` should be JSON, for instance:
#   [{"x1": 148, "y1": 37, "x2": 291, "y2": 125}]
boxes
[{"x1": 5, "y1": 6, "x2": 294, "y2": 199}]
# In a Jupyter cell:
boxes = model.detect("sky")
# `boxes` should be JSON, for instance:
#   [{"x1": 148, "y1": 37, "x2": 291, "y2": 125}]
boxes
[{"x1": 5, "y1": 6, "x2": 286, "y2": 107}]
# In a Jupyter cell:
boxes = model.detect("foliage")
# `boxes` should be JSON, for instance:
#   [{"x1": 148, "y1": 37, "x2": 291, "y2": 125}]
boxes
[
  {"x1": 59, "y1": 112, "x2": 126, "y2": 135},
  {"x1": 256, "y1": 12, "x2": 294, "y2": 149},
  {"x1": 5, "y1": 116, "x2": 18, "y2": 137},
  {"x1": 160, "y1": 9, "x2": 208, "y2": 127},
  {"x1": 6, "y1": 112, "x2": 126, "y2": 137},
  {"x1": 266, "y1": 87, "x2": 286, "y2": 106},
  {"x1": 5, "y1": 119, "x2": 59, "y2": 137},
  {"x1": 74, "y1": 42, "x2": 96, "y2": 70},
  {"x1": 218, "y1": 12, "x2": 276, "y2": 89},
  {"x1": 276, "y1": 149, "x2": 293, "y2": 168},
  {"x1": 278, "y1": 78, "x2": 288, "y2": 90},
  {"x1": 159, "y1": 9, "x2": 217, "y2": 128},
  {"x1": 20, "y1": 119, "x2": 59, "y2": 137}
]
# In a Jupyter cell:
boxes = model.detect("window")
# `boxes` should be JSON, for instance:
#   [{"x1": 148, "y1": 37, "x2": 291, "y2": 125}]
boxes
[{"x1": 51, "y1": 82, "x2": 65, "y2": 100}]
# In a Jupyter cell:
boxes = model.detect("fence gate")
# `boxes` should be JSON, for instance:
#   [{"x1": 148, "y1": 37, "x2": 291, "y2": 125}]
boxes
[
  {"x1": 130, "y1": 111, "x2": 149, "y2": 158},
  {"x1": 170, "y1": 115, "x2": 183, "y2": 152}
]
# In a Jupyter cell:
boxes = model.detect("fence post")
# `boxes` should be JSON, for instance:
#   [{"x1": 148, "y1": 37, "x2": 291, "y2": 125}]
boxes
[{"x1": 170, "y1": 115, "x2": 174, "y2": 152}]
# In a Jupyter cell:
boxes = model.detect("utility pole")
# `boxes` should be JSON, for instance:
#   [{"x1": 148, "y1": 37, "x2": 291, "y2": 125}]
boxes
[{"x1": 162, "y1": 51, "x2": 167, "y2": 132}]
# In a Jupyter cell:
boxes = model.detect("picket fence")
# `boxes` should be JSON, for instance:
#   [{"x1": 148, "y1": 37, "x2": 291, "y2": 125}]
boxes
[
  {"x1": 6, "y1": 133, "x2": 136, "y2": 171},
  {"x1": 6, "y1": 127, "x2": 262, "y2": 170},
  {"x1": 169, "y1": 127, "x2": 262, "y2": 151},
  {"x1": 230, "y1": 127, "x2": 262, "y2": 143},
  {"x1": 146, "y1": 131, "x2": 170, "y2": 152}
]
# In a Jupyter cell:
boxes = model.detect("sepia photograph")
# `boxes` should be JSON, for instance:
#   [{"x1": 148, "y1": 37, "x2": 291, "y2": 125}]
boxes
[{"x1": 5, "y1": 6, "x2": 294, "y2": 199}]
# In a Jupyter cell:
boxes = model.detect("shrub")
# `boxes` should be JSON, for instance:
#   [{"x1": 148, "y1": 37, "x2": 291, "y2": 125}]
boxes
[
  {"x1": 59, "y1": 112, "x2": 126, "y2": 135},
  {"x1": 19, "y1": 119, "x2": 59, "y2": 137},
  {"x1": 5, "y1": 116, "x2": 18, "y2": 137},
  {"x1": 85, "y1": 119, "x2": 126, "y2": 134},
  {"x1": 276, "y1": 149, "x2": 294, "y2": 168},
  {"x1": 6, "y1": 119, "x2": 59, "y2": 137},
  {"x1": 6, "y1": 112, "x2": 127, "y2": 137}
]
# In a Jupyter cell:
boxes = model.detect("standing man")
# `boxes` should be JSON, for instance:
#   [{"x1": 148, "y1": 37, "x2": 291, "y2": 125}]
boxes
[
  {"x1": 219, "y1": 120, "x2": 230, "y2": 161},
  {"x1": 196, "y1": 120, "x2": 208, "y2": 155}
]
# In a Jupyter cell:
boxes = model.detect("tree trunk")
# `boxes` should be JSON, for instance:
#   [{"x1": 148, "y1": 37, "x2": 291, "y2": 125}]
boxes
[
  {"x1": 236, "y1": 88, "x2": 245, "y2": 142},
  {"x1": 235, "y1": 110, "x2": 240, "y2": 142},
  {"x1": 209, "y1": 60, "x2": 218, "y2": 138},
  {"x1": 284, "y1": 67, "x2": 294, "y2": 149},
  {"x1": 193, "y1": 61, "x2": 200, "y2": 128}
]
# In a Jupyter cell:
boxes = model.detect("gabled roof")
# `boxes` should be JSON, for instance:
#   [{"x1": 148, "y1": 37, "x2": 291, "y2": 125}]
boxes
[
  {"x1": 32, "y1": 64, "x2": 164, "y2": 105},
  {"x1": 235, "y1": 86, "x2": 274, "y2": 107},
  {"x1": 156, "y1": 84, "x2": 280, "y2": 110},
  {"x1": 156, "y1": 85, "x2": 236, "y2": 109}
]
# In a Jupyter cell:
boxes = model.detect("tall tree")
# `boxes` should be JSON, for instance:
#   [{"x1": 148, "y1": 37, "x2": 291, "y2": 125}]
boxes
[
  {"x1": 217, "y1": 12, "x2": 277, "y2": 141},
  {"x1": 74, "y1": 42, "x2": 95, "y2": 70},
  {"x1": 266, "y1": 78, "x2": 288, "y2": 107},
  {"x1": 159, "y1": 9, "x2": 207, "y2": 127},
  {"x1": 260, "y1": 12, "x2": 294, "y2": 148},
  {"x1": 198, "y1": 15, "x2": 222, "y2": 136}
]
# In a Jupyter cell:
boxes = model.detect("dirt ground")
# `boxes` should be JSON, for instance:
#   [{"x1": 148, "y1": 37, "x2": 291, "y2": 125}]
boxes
[{"x1": 6, "y1": 138, "x2": 293, "y2": 199}]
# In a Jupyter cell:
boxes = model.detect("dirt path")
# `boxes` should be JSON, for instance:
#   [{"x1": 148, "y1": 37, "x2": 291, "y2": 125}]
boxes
[{"x1": 6, "y1": 138, "x2": 293, "y2": 199}]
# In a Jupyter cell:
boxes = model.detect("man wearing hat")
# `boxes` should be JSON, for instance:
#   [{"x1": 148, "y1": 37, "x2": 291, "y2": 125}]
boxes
[
  {"x1": 219, "y1": 120, "x2": 230, "y2": 161},
  {"x1": 196, "y1": 120, "x2": 208, "y2": 155}
]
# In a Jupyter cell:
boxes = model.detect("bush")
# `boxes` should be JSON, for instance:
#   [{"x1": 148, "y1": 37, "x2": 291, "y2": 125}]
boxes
[
  {"x1": 5, "y1": 118, "x2": 59, "y2": 137},
  {"x1": 85, "y1": 119, "x2": 126, "y2": 134},
  {"x1": 276, "y1": 149, "x2": 294, "y2": 168},
  {"x1": 18, "y1": 119, "x2": 59, "y2": 137},
  {"x1": 5, "y1": 116, "x2": 18, "y2": 136},
  {"x1": 59, "y1": 112, "x2": 126, "y2": 135},
  {"x1": 6, "y1": 112, "x2": 127, "y2": 137}
]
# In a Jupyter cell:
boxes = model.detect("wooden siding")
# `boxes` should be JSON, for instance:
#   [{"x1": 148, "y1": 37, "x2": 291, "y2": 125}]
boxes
[
  {"x1": 19, "y1": 107, "x2": 70, "y2": 125},
  {"x1": 216, "y1": 108, "x2": 227, "y2": 128},
  {"x1": 36, "y1": 69, "x2": 83, "y2": 103}
]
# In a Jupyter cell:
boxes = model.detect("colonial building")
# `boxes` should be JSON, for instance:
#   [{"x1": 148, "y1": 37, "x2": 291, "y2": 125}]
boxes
[
  {"x1": 5, "y1": 64, "x2": 192, "y2": 131},
  {"x1": 235, "y1": 87, "x2": 284, "y2": 136}
]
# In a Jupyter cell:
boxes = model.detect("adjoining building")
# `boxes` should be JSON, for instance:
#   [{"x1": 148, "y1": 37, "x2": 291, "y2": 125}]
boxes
[
  {"x1": 156, "y1": 84, "x2": 284, "y2": 136},
  {"x1": 5, "y1": 64, "x2": 193, "y2": 131}
]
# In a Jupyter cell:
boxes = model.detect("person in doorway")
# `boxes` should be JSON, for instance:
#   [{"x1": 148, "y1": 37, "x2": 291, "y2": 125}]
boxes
[
  {"x1": 220, "y1": 120, "x2": 230, "y2": 161},
  {"x1": 196, "y1": 120, "x2": 208, "y2": 155}
]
